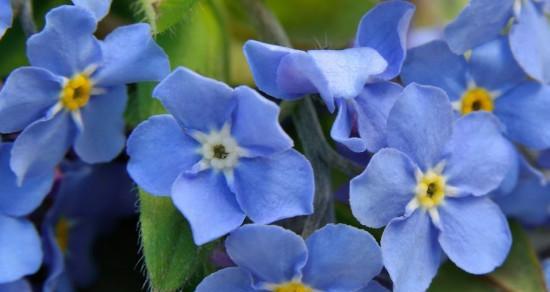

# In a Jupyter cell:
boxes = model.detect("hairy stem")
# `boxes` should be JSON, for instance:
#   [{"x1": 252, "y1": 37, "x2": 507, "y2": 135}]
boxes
[{"x1": 16, "y1": 0, "x2": 36, "y2": 37}]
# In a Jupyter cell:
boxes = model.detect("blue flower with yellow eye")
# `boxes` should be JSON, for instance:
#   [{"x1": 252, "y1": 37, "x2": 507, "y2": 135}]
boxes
[
  {"x1": 196, "y1": 224, "x2": 386, "y2": 292},
  {"x1": 243, "y1": 0, "x2": 415, "y2": 153},
  {"x1": 445, "y1": 0, "x2": 550, "y2": 84},
  {"x1": 41, "y1": 161, "x2": 136, "y2": 292},
  {"x1": 401, "y1": 38, "x2": 550, "y2": 150},
  {"x1": 127, "y1": 67, "x2": 314, "y2": 245},
  {"x1": 0, "y1": 5, "x2": 169, "y2": 183},
  {"x1": 0, "y1": 0, "x2": 12, "y2": 39},
  {"x1": 350, "y1": 83, "x2": 513, "y2": 292},
  {"x1": 0, "y1": 140, "x2": 54, "y2": 284}
]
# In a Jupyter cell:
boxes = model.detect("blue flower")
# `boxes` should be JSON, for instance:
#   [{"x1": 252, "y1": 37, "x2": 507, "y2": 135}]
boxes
[
  {"x1": 41, "y1": 161, "x2": 136, "y2": 291},
  {"x1": 349, "y1": 83, "x2": 513, "y2": 292},
  {"x1": 243, "y1": 0, "x2": 415, "y2": 153},
  {"x1": 72, "y1": 0, "x2": 112, "y2": 20},
  {"x1": 445, "y1": 0, "x2": 550, "y2": 84},
  {"x1": 0, "y1": 140, "x2": 53, "y2": 284},
  {"x1": 127, "y1": 67, "x2": 315, "y2": 245},
  {"x1": 401, "y1": 38, "x2": 550, "y2": 150},
  {"x1": 196, "y1": 224, "x2": 384, "y2": 292},
  {"x1": 0, "y1": 0, "x2": 12, "y2": 39},
  {"x1": 0, "y1": 6, "x2": 169, "y2": 183}
]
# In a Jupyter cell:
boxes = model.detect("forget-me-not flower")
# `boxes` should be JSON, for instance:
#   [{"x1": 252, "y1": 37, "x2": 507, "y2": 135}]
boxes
[
  {"x1": 0, "y1": 0, "x2": 12, "y2": 39},
  {"x1": 350, "y1": 83, "x2": 513, "y2": 292},
  {"x1": 243, "y1": 0, "x2": 415, "y2": 153},
  {"x1": 196, "y1": 224, "x2": 385, "y2": 292},
  {"x1": 127, "y1": 67, "x2": 314, "y2": 245},
  {"x1": 445, "y1": 0, "x2": 550, "y2": 84},
  {"x1": 0, "y1": 5, "x2": 169, "y2": 183}
]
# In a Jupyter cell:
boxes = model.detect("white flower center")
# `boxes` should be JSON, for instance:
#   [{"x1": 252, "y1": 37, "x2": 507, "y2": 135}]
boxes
[{"x1": 194, "y1": 124, "x2": 243, "y2": 171}]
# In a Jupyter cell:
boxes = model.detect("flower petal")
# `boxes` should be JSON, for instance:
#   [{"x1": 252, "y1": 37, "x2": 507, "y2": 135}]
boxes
[
  {"x1": 127, "y1": 114, "x2": 200, "y2": 196},
  {"x1": 171, "y1": 170, "x2": 245, "y2": 245},
  {"x1": 152, "y1": 67, "x2": 236, "y2": 133},
  {"x1": 386, "y1": 83, "x2": 453, "y2": 170},
  {"x1": 330, "y1": 100, "x2": 367, "y2": 153},
  {"x1": 355, "y1": 0, "x2": 415, "y2": 80},
  {"x1": 72, "y1": 0, "x2": 112, "y2": 20},
  {"x1": 444, "y1": 0, "x2": 514, "y2": 54},
  {"x1": 73, "y1": 86, "x2": 127, "y2": 164},
  {"x1": 11, "y1": 112, "x2": 75, "y2": 182},
  {"x1": 443, "y1": 113, "x2": 513, "y2": 196},
  {"x1": 401, "y1": 40, "x2": 468, "y2": 100},
  {"x1": 0, "y1": 280, "x2": 32, "y2": 292},
  {"x1": 0, "y1": 215, "x2": 43, "y2": 283},
  {"x1": 494, "y1": 81, "x2": 550, "y2": 149},
  {"x1": 438, "y1": 197, "x2": 511, "y2": 274},
  {"x1": 301, "y1": 224, "x2": 383, "y2": 291},
  {"x1": 381, "y1": 210, "x2": 441, "y2": 292},
  {"x1": 196, "y1": 267, "x2": 254, "y2": 292},
  {"x1": 0, "y1": 0, "x2": 13, "y2": 39},
  {"x1": 231, "y1": 86, "x2": 293, "y2": 157},
  {"x1": 225, "y1": 224, "x2": 307, "y2": 286},
  {"x1": 510, "y1": 0, "x2": 550, "y2": 84},
  {"x1": 233, "y1": 150, "x2": 314, "y2": 224},
  {"x1": 350, "y1": 148, "x2": 417, "y2": 228},
  {"x1": 0, "y1": 143, "x2": 54, "y2": 216},
  {"x1": 0, "y1": 67, "x2": 62, "y2": 133},
  {"x1": 94, "y1": 23, "x2": 170, "y2": 86},
  {"x1": 26, "y1": 6, "x2": 101, "y2": 77},
  {"x1": 357, "y1": 281, "x2": 390, "y2": 292}
]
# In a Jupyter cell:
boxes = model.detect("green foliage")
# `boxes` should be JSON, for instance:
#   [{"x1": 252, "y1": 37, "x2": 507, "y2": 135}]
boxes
[{"x1": 136, "y1": 0, "x2": 199, "y2": 34}]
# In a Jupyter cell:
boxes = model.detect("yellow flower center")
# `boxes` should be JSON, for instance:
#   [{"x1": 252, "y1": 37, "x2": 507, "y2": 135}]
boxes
[
  {"x1": 416, "y1": 171, "x2": 446, "y2": 209},
  {"x1": 272, "y1": 282, "x2": 313, "y2": 292},
  {"x1": 55, "y1": 217, "x2": 71, "y2": 254},
  {"x1": 460, "y1": 87, "x2": 494, "y2": 115},
  {"x1": 61, "y1": 74, "x2": 93, "y2": 111}
]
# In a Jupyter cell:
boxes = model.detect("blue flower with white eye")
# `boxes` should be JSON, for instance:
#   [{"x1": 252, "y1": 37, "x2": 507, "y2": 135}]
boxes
[
  {"x1": 0, "y1": 5, "x2": 169, "y2": 183},
  {"x1": 196, "y1": 224, "x2": 386, "y2": 292},
  {"x1": 349, "y1": 83, "x2": 513, "y2": 292},
  {"x1": 127, "y1": 67, "x2": 314, "y2": 245},
  {"x1": 401, "y1": 38, "x2": 550, "y2": 150},
  {"x1": 41, "y1": 161, "x2": 136, "y2": 292},
  {"x1": 0, "y1": 139, "x2": 54, "y2": 284},
  {"x1": 445, "y1": 0, "x2": 550, "y2": 84},
  {"x1": 243, "y1": 0, "x2": 415, "y2": 153},
  {"x1": 71, "y1": 0, "x2": 112, "y2": 20},
  {"x1": 0, "y1": 0, "x2": 12, "y2": 39}
]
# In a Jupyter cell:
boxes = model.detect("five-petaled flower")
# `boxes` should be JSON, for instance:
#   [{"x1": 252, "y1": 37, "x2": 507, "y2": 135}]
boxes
[
  {"x1": 127, "y1": 67, "x2": 315, "y2": 245},
  {"x1": 196, "y1": 224, "x2": 385, "y2": 292},
  {"x1": 350, "y1": 83, "x2": 513, "y2": 292}
]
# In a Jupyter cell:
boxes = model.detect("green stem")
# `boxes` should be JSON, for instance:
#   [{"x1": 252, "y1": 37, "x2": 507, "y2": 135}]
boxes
[{"x1": 14, "y1": 0, "x2": 36, "y2": 37}]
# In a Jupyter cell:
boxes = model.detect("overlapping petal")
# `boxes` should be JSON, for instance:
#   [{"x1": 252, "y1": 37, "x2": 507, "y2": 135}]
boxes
[
  {"x1": 0, "y1": 0, "x2": 13, "y2": 39},
  {"x1": 196, "y1": 267, "x2": 254, "y2": 292},
  {"x1": 72, "y1": 0, "x2": 112, "y2": 20}
]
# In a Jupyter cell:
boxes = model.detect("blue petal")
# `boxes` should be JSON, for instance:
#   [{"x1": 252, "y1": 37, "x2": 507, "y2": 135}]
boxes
[
  {"x1": 0, "y1": 67, "x2": 62, "y2": 133},
  {"x1": 381, "y1": 210, "x2": 441, "y2": 292},
  {"x1": 350, "y1": 148, "x2": 417, "y2": 228},
  {"x1": 26, "y1": 6, "x2": 101, "y2": 77},
  {"x1": 127, "y1": 114, "x2": 200, "y2": 196},
  {"x1": 401, "y1": 40, "x2": 468, "y2": 101},
  {"x1": 74, "y1": 86, "x2": 126, "y2": 163},
  {"x1": 301, "y1": 224, "x2": 383, "y2": 291},
  {"x1": 41, "y1": 216, "x2": 66, "y2": 292},
  {"x1": 444, "y1": 0, "x2": 514, "y2": 54},
  {"x1": 438, "y1": 197, "x2": 511, "y2": 274},
  {"x1": 493, "y1": 142, "x2": 520, "y2": 195},
  {"x1": 494, "y1": 81, "x2": 550, "y2": 149},
  {"x1": 196, "y1": 267, "x2": 254, "y2": 292},
  {"x1": 233, "y1": 150, "x2": 314, "y2": 224},
  {"x1": 225, "y1": 224, "x2": 307, "y2": 286},
  {"x1": 153, "y1": 67, "x2": 236, "y2": 133},
  {"x1": 0, "y1": 215, "x2": 42, "y2": 283},
  {"x1": 510, "y1": 0, "x2": 550, "y2": 84},
  {"x1": 11, "y1": 112, "x2": 75, "y2": 182},
  {"x1": 93, "y1": 23, "x2": 170, "y2": 86},
  {"x1": 0, "y1": 143, "x2": 54, "y2": 217},
  {"x1": 72, "y1": 0, "x2": 112, "y2": 20},
  {"x1": 231, "y1": 86, "x2": 293, "y2": 157},
  {"x1": 171, "y1": 170, "x2": 245, "y2": 245},
  {"x1": 0, "y1": 0, "x2": 13, "y2": 39},
  {"x1": 330, "y1": 100, "x2": 366, "y2": 152},
  {"x1": 539, "y1": 149, "x2": 550, "y2": 168},
  {"x1": 386, "y1": 83, "x2": 453, "y2": 170},
  {"x1": 355, "y1": 0, "x2": 415, "y2": 80},
  {"x1": 0, "y1": 280, "x2": 33, "y2": 292},
  {"x1": 357, "y1": 281, "x2": 390, "y2": 292},
  {"x1": 470, "y1": 36, "x2": 526, "y2": 92},
  {"x1": 443, "y1": 113, "x2": 513, "y2": 196}
]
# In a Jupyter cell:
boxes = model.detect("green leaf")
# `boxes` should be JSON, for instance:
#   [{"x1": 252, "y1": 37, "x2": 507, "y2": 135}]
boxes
[
  {"x1": 429, "y1": 221, "x2": 546, "y2": 292},
  {"x1": 136, "y1": 0, "x2": 199, "y2": 34},
  {"x1": 139, "y1": 190, "x2": 204, "y2": 291}
]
